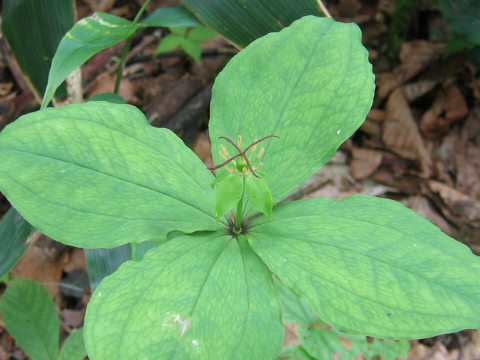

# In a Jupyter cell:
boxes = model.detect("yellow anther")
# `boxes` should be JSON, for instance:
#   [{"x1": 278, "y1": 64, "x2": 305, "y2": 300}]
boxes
[
  {"x1": 237, "y1": 135, "x2": 243, "y2": 150},
  {"x1": 226, "y1": 167, "x2": 234, "y2": 173},
  {"x1": 257, "y1": 162, "x2": 263, "y2": 170},
  {"x1": 257, "y1": 148, "x2": 265, "y2": 159},
  {"x1": 219, "y1": 144, "x2": 229, "y2": 161},
  {"x1": 252, "y1": 143, "x2": 258, "y2": 152},
  {"x1": 242, "y1": 167, "x2": 248, "y2": 172}
]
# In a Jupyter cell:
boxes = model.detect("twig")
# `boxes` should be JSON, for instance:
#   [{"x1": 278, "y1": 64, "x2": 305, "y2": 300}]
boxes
[
  {"x1": 114, "y1": 0, "x2": 153, "y2": 93},
  {"x1": 316, "y1": 0, "x2": 333, "y2": 19}
]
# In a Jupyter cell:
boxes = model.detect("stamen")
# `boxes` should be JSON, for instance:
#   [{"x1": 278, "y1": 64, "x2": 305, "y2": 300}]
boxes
[
  {"x1": 257, "y1": 148, "x2": 265, "y2": 159},
  {"x1": 209, "y1": 135, "x2": 279, "y2": 176},
  {"x1": 237, "y1": 135, "x2": 243, "y2": 150}
]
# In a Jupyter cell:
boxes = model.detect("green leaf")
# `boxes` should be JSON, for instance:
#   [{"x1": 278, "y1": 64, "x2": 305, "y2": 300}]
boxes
[
  {"x1": 141, "y1": 6, "x2": 202, "y2": 28},
  {"x1": 84, "y1": 246, "x2": 131, "y2": 291},
  {"x1": 1, "y1": 0, "x2": 74, "y2": 98},
  {"x1": 210, "y1": 169, "x2": 229, "y2": 188},
  {"x1": 245, "y1": 175, "x2": 273, "y2": 218},
  {"x1": 0, "y1": 102, "x2": 219, "y2": 248},
  {"x1": 280, "y1": 345, "x2": 315, "y2": 360},
  {"x1": 248, "y1": 195, "x2": 480, "y2": 339},
  {"x1": 85, "y1": 241, "x2": 160, "y2": 290},
  {"x1": 179, "y1": 0, "x2": 323, "y2": 47},
  {"x1": 42, "y1": 13, "x2": 140, "y2": 108},
  {"x1": 0, "y1": 278, "x2": 59, "y2": 360},
  {"x1": 296, "y1": 325, "x2": 409, "y2": 360},
  {"x1": 87, "y1": 92, "x2": 126, "y2": 104},
  {"x1": 84, "y1": 233, "x2": 284, "y2": 359},
  {"x1": 171, "y1": 27, "x2": 190, "y2": 36},
  {"x1": 0, "y1": 208, "x2": 35, "y2": 279},
  {"x1": 180, "y1": 38, "x2": 203, "y2": 64},
  {"x1": 438, "y1": 0, "x2": 480, "y2": 54},
  {"x1": 155, "y1": 34, "x2": 183, "y2": 55},
  {"x1": 209, "y1": 16, "x2": 374, "y2": 203},
  {"x1": 188, "y1": 27, "x2": 217, "y2": 42},
  {"x1": 275, "y1": 278, "x2": 316, "y2": 326},
  {"x1": 58, "y1": 328, "x2": 87, "y2": 360},
  {"x1": 215, "y1": 173, "x2": 243, "y2": 220}
]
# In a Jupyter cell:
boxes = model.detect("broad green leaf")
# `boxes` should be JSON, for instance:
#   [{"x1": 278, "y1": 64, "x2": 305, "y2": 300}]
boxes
[
  {"x1": 155, "y1": 34, "x2": 183, "y2": 55},
  {"x1": 248, "y1": 195, "x2": 480, "y2": 339},
  {"x1": 84, "y1": 233, "x2": 283, "y2": 360},
  {"x1": 209, "y1": 16, "x2": 374, "y2": 203},
  {"x1": 58, "y1": 328, "x2": 87, "y2": 360},
  {"x1": 85, "y1": 241, "x2": 160, "y2": 290},
  {"x1": 215, "y1": 173, "x2": 243, "y2": 220},
  {"x1": 0, "y1": 278, "x2": 59, "y2": 360},
  {"x1": 141, "y1": 6, "x2": 202, "y2": 28},
  {"x1": 296, "y1": 325, "x2": 409, "y2": 360},
  {"x1": 245, "y1": 175, "x2": 272, "y2": 218},
  {"x1": 42, "y1": 13, "x2": 140, "y2": 108},
  {"x1": 180, "y1": 0, "x2": 322, "y2": 47},
  {"x1": 274, "y1": 278, "x2": 316, "y2": 326},
  {"x1": 0, "y1": 102, "x2": 219, "y2": 248},
  {"x1": 2, "y1": 0, "x2": 74, "y2": 98},
  {"x1": 0, "y1": 208, "x2": 35, "y2": 279},
  {"x1": 189, "y1": 27, "x2": 217, "y2": 42},
  {"x1": 180, "y1": 38, "x2": 203, "y2": 64},
  {"x1": 280, "y1": 345, "x2": 315, "y2": 360}
]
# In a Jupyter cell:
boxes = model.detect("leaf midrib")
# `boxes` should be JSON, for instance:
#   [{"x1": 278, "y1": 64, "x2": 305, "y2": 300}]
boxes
[
  {"x1": 249, "y1": 230, "x2": 480, "y2": 312},
  {"x1": 2, "y1": 148, "x2": 214, "y2": 220}
]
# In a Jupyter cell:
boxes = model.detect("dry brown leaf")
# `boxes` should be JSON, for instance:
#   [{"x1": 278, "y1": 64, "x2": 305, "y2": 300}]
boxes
[
  {"x1": 421, "y1": 86, "x2": 468, "y2": 138},
  {"x1": 398, "y1": 41, "x2": 446, "y2": 82},
  {"x1": 0, "y1": 346, "x2": 7, "y2": 360},
  {"x1": 383, "y1": 88, "x2": 434, "y2": 177},
  {"x1": 63, "y1": 248, "x2": 87, "y2": 273},
  {"x1": 192, "y1": 131, "x2": 213, "y2": 168},
  {"x1": 61, "y1": 309, "x2": 85, "y2": 328},
  {"x1": 367, "y1": 109, "x2": 386, "y2": 123},
  {"x1": 455, "y1": 143, "x2": 480, "y2": 200},
  {"x1": 461, "y1": 106, "x2": 480, "y2": 144},
  {"x1": 82, "y1": 0, "x2": 115, "y2": 12},
  {"x1": 11, "y1": 232, "x2": 69, "y2": 298},
  {"x1": 403, "y1": 80, "x2": 437, "y2": 102},
  {"x1": 0, "y1": 83, "x2": 13, "y2": 97},
  {"x1": 428, "y1": 180, "x2": 480, "y2": 225},
  {"x1": 377, "y1": 41, "x2": 445, "y2": 98},
  {"x1": 350, "y1": 147, "x2": 383, "y2": 179},
  {"x1": 283, "y1": 323, "x2": 300, "y2": 347},
  {"x1": 408, "y1": 195, "x2": 453, "y2": 235},
  {"x1": 86, "y1": 73, "x2": 138, "y2": 104},
  {"x1": 409, "y1": 342, "x2": 452, "y2": 360},
  {"x1": 460, "y1": 330, "x2": 480, "y2": 360}
]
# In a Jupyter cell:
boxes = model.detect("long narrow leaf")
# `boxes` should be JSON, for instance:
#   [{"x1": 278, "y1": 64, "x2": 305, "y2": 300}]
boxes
[
  {"x1": 0, "y1": 208, "x2": 34, "y2": 279},
  {"x1": 2, "y1": 0, "x2": 74, "y2": 97},
  {"x1": 42, "y1": 13, "x2": 140, "y2": 108},
  {"x1": 180, "y1": 0, "x2": 322, "y2": 47}
]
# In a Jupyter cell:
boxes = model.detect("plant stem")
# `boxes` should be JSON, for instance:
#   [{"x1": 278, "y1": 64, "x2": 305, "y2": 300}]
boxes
[
  {"x1": 131, "y1": 242, "x2": 140, "y2": 261},
  {"x1": 316, "y1": 0, "x2": 333, "y2": 18},
  {"x1": 114, "y1": 0, "x2": 152, "y2": 94},
  {"x1": 234, "y1": 176, "x2": 245, "y2": 233}
]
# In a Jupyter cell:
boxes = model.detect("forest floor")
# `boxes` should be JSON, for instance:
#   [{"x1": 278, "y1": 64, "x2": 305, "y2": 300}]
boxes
[{"x1": 0, "y1": 0, "x2": 479, "y2": 359}]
